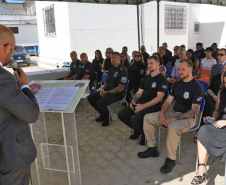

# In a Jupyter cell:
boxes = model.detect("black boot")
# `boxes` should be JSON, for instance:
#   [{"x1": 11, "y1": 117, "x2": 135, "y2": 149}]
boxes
[
  {"x1": 95, "y1": 115, "x2": 106, "y2": 122},
  {"x1": 137, "y1": 147, "x2": 159, "y2": 158},
  {"x1": 160, "y1": 158, "x2": 176, "y2": 173},
  {"x1": 101, "y1": 118, "x2": 110, "y2": 127},
  {"x1": 130, "y1": 130, "x2": 140, "y2": 140},
  {"x1": 139, "y1": 134, "x2": 145, "y2": 146}
]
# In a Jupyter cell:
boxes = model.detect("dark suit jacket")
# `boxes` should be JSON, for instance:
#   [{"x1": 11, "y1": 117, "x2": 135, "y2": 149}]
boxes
[
  {"x1": 0, "y1": 67, "x2": 39, "y2": 173},
  {"x1": 210, "y1": 63, "x2": 224, "y2": 84}
]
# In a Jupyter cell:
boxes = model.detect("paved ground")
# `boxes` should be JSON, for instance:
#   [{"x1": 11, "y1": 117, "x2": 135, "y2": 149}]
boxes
[
  {"x1": 31, "y1": 101, "x2": 225, "y2": 185},
  {"x1": 5, "y1": 58, "x2": 224, "y2": 185}
]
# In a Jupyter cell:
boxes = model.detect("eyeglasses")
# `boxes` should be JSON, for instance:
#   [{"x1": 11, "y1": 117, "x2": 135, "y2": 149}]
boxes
[
  {"x1": 106, "y1": 52, "x2": 111, "y2": 54},
  {"x1": 121, "y1": 56, "x2": 126, "y2": 58},
  {"x1": 217, "y1": 53, "x2": 225, "y2": 56},
  {"x1": 134, "y1": 55, "x2": 141, "y2": 57}
]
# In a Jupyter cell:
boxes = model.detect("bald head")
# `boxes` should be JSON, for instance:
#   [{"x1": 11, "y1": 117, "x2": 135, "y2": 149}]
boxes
[
  {"x1": 0, "y1": 24, "x2": 16, "y2": 66},
  {"x1": 0, "y1": 24, "x2": 15, "y2": 45}
]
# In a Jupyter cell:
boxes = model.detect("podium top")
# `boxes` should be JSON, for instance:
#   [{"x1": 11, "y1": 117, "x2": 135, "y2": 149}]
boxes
[{"x1": 35, "y1": 80, "x2": 89, "y2": 113}]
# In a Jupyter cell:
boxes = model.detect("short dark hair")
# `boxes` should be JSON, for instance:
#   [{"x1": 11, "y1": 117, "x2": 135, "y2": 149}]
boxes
[
  {"x1": 148, "y1": 56, "x2": 160, "y2": 63},
  {"x1": 218, "y1": 48, "x2": 226, "y2": 54},
  {"x1": 179, "y1": 58, "x2": 193, "y2": 68},
  {"x1": 159, "y1": 46, "x2": 165, "y2": 51},
  {"x1": 123, "y1": 46, "x2": 128, "y2": 50},
  {"x1": 196, "y1": 42, "x2": 202, "y2": 47},
  {"x1": 112, "y1": 51, "x2": 121, "y2": 57},
  {"x1": 221, "y1": 71, "x2": 226, "y2": 89},
  {"x1": 180, "y1": 45, "x2": 186, "y2": 49},
  {"x1": 206, "y1": 47, "x2": 213, "y2": 52},
  {"x1": 174, "y1": 46, "x2": 179, "y2": 49}
]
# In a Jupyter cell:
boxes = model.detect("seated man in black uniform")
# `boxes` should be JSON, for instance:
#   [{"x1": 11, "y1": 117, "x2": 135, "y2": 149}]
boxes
[
  {"x1": 75, "y1": 53, "x2": 95, "y2": 89},
  {"x1": 64, "y1": 51, "x2": 81, "y2": 80},
  {"x1": 118, "y1": 56, "x2": 168, "y2": 145},
  {"x1": 88, "y1": 52, "x2": 128, "y2": 127}
]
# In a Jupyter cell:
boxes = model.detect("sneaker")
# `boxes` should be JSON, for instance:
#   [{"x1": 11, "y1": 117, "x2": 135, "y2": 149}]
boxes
[
  {"x1": 137, "y1": 147, "x2": 159, "y2": 158},
  {"x1": 95, "y1": 115, "x2": 105, "y2": 122},
  {"x1": 160, "y1": 158, "x2": 176, "y2": 173},
  {"x1": 129, "y1": 130, "x2": 140, "y2": 140},
  {"x1": 139, "y1": 134, "x2": 146, "y2": 146},
  {"x1": 101, "y1": 118, "x2": 110, "y2": 127}
]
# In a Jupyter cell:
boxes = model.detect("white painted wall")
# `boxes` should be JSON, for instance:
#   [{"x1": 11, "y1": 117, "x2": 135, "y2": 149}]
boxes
[
  {"x1": 142, "y1": 1, "x2": 189, "y2": 53},
  {"x1": 11, "y1": 24, "x2": 38, "y2": 45},
  {"x1": 0, "y1": 3, "x2": 26, "y2": 15},
  {"x1": 68, "y1": 3, "x2": 138, "y2": 60},
  {"x1": 188, "y1": 4, "x2": 226, "y2": 49},
  {"x1": 36, "y1": 1, "x2": 226, "y2": 65},
  {"x1": 36, "y1": 1, "x2": 71, "y2": 64}
]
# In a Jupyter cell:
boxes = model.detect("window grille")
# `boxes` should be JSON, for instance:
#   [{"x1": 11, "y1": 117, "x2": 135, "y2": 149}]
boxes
[
  {"x1": 27, "y1": 5, "x2": 36, "y2": 16},
  {"x1": 43, "y1": 4, "x2": 56, "y2": 37},
  {"x1": 165, "y1": 5, "x2": 187, "y2": 31},
  {"x1": 194, "y1": 22, "x2": 200, "y2": 33},
  {"x1": 9, "y1": 27, "x2": 19, "y2": 34}
]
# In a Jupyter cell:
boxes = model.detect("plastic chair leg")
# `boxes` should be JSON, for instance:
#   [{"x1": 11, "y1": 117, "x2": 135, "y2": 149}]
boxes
[{"x1": 158, "y1": 127, "x2": 161, "y2": 153}]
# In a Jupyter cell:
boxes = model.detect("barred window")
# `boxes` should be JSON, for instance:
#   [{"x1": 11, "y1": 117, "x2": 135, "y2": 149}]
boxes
[
  {"x1": 194, "y1": 22, "x2": 200, "y2": 33},
  {"x1": 9, "y1": 27, "x2": 19, "y2": 34},
  {"x1": 27, "y1": 5, "x2": 36, "y2": 16},
  {"x1": 165, "y1": 5, "x2": 187, "y2": 31},
  {"x1": 43, "y1": 4, "x2": 56, "y2": 37}
]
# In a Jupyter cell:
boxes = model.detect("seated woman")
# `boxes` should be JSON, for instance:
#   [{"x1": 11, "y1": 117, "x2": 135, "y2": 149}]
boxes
[
  {"x1": 146, "y1": 52, "x2": 166, "y2": 76},
  {"x1": 92, "y1": 50, "x2": 104, "y2": 83},
  {"x1": 196, "y1": 47, "x2": 217, "y2": 83},
  {"x1": 120, "y1": 52, "x2": 130, "y2": 70},
  {"x1": 191, "y1": 71, "x2": 226, "y2": 184},
  {"x1": 203, "y1": 64, "x2": 226, "y2": 120},
  {"x1": 186, "y1": 49, "x2": 199, "y2": 75},
  {"x1": 102, "y1": 47, "x2": 113, "y2": 74},
  {"x1": 126, "y1": 51, "x2": 146, "y2": 103},
  {"x1": 152, "y1": 52, "x2": 166, "y2": 76}
]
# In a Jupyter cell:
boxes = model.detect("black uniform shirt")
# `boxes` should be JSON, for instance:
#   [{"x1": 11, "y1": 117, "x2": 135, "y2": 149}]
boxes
[
  {"x1": 104, "y1": 58, "x2": 113, "y2": 71},
  {"x1": 106, "y1": 64, "x2": 128, "y2": 97},
  {"x1": 170, "y1": 79, "x2": 204, "y2": 113},
  {"x1": 207, "y1": 73, "x2": 221, "y2": 96},
  {"x1": 128, "y1": 61, "x2": 146, "y2": 85},
  {"x1": 122, "y1": 60, "x2": 130, "y2": 69},
  {"x1": 194, "y1": 49, "x2": 206, "y2": 59},
  {"x1": 165, "y1": 49, "x2": 172, "y2": 57},
  {"x1": 75, "y1": 61, "x2": 95, "y2": 84},
  {"x1": 92, "y1": 58, "x2": 103, "y2": 73},
  {"x1": 162, "y1": 54, "x2": 171, "y2": 66},
  {"x1": 69, "y1": 60, "x2": 81, "y2": 77},
  {"x1": 139, "y1": 73, "x2": 168, "y2": 104},
  {"x1": 142, "y1": 52, "x2": 150, "y2": 68}
]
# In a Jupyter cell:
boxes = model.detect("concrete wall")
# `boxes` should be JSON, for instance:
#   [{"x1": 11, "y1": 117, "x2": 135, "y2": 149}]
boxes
[
  {"x1": 142, "y1": 1, "x2": 189, "y2": 53},
  {"x1": 36, "y1": 1, "x2": 71, "y2": 64},
  {"x1": 188, "y1": 4, "x2": 226, "y2": 49},
  {"x1": 0, "y1": 3, "x2": 26, "y2": 15},
  {"x1": 36, "y1": 1, "x2": 226, "y2": 64},
  {"x1": 68, "y1": 3, "x2": 138, "y2": 60}
]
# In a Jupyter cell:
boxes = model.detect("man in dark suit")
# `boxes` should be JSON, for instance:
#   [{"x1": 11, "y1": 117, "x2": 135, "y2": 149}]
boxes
[
  {"x1": 209, "y1": 48, "x2": 226, "y2": 83},
  {"x1": 0, "y1": 24, "x2": 40, "y2": 185}
]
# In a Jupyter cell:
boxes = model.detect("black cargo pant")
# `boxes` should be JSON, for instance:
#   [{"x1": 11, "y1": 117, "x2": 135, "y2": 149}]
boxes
[
  {"x1": 0, "y1": 165, "x2": 30, "y2": 185},
  {"x1": 88, "y1": 91, "x2": 122, "y2": 118},
  {"x1": 118, "y1": 105, "x2": 161, "y2": 135}
]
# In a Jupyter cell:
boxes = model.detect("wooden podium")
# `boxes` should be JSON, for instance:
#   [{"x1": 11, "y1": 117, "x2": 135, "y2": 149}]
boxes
[{"x1": 30, "y1": 80, "x2": 89, "y2": 185}]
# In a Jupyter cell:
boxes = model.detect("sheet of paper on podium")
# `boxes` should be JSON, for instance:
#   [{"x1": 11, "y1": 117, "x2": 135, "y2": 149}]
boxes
[{"x1": 35, "y1": 86, "x2": 79, "y2": 111}]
